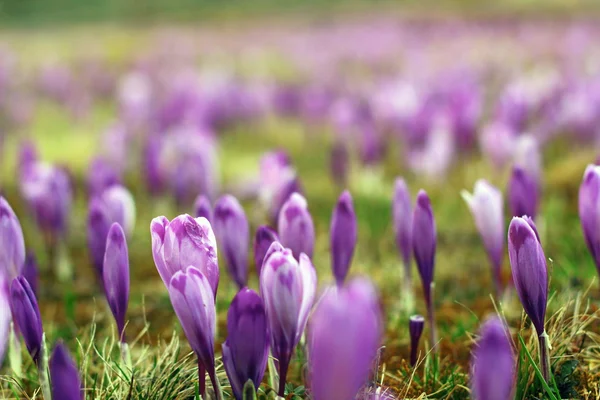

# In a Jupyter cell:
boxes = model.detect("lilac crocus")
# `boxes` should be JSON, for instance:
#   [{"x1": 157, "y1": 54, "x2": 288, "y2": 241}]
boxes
[
  {"x1": 508, "y1": 217, "x2": 550, "y2": 381},
  {"x1": 393, "y1": 179, "x2": 412, "y2": 285},
  {"x1": 194, "y1": 195, "x2": 213, "y2": 222},
  {"x1": 0, "y1": 197, "x2": 26, "y2": 279},
  {"x1": 253, "y1": 226, "x2": 279, "y2": 276},
  {"x1": 151, "y1": 215, "x2": 219, "y2": 296},
  {"x1": 514, "y1": 135, "x2": 542, "y2": 185},
  {"x1": 412, "y1": 190, "x2": 437, "y2": 350},
  {"x1": 278, "y1": 193, "x2": 315, "y2": 260},
  {"x1": 461, "y1": 180, "x2": 505, "y2": 296},
  {"x1": 102, "y1": 223, "x2": 129, "y2": 341},
  {"x1": 308, "y1": 278, "x2": 382, "y2": 400},
  {"x1": 260, "y1": 246, "x2": 317, "y2": 397},
  {"x1": 508, "y1": 167, "x2": 539, "y2": 220},
  {"x1": 213, "y1": 195, "x2": 249, "y2": 289},
  {"x1": 49, "y1": 342, "x2": 82, "y2": 400},
  {"x1": 409, "y1": 315, "x2": 425, "y2": 366},
  {"x1": 578, "y1": 165, "x2": 600, "y2": 276},
  {"x1": 169, "y1": 267, "x2": 217, "y2": 398},
  {"x1": 10, "y1": 276, "x2": 43, "y2": 364},
  {"x1": 470, "y1": 317, "x2": 515, "y2": 400},
  {"x1": 222, "y1": 288, "x2": 269, "y2": 400},
  {"x1": 330, "y1": 191, "x2": 357, "y2": 285}
]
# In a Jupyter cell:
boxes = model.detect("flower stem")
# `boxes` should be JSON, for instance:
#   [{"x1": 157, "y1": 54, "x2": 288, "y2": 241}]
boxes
[
  {"x1": 402, "y1": 262, "x2": 414, "y2": 315},
  {"x1": 207, "y1": 365, "x2": 223, "y2": 400},
  {"x1": 9, "y1": 322, "x2": 22, "y2": 378},
  {"x1": 538, "y1": 332, "x2": 552, "y2": 384},
  {"x1": 197, "y1": 362, "x2": 205, "y2": 399},
  {"x1": 120, "y1": 341, "x2": 132, "y2": 372},
  {"x1": 38, "y1": 334, "x2": 51, "y2": 400},
  {"x1": 427, "y1": 283, "x2": 437, "y2": 353},
  {"x1": 278, "y1": 355, "x2": 290, "y2": 398}
]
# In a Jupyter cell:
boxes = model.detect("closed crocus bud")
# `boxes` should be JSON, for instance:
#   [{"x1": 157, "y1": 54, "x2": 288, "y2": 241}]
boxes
[
  {"x1": 579, "y1": 165, "x2": 600, "y2": 276},
  {"x1": 10, "y1": 276, "x2": 43, "y2": 364},
  {"x1": 169, "y1": 267, "x2": 218, "y2": 397},
  {"x1": 23, "y1": 253, "x2": 39, "y2": 297},
  {"x1": 309, "y1": 278, "x2": 382, "y2": 400},
  {"x1": 278, "y1": 193, "x2": 315, "y2": 260},
  {"x1": 470, "y1": 317, "x2": 515, "y2": 400},
  {"x1": 253, "y1": 226, "x2": 279, "y2": 276},
  {"x1": 214, "y1": 195, "x2": 249, "y2": 289},
  {"x1": 461, "y1": 180, "x2": 505, "y2": 296},
  {"x1": 508, "y1": 167, "x2": 539, "y2": 219},
  {"x1": 102, "y1": 223, "x2": 129, "y2": 341},
  {"x1": 194, "y1": 195, "x2": 213, "y2": 222},
  {"x1": 330, "y1": 191, "x2": 357, "y2": 286},
  {"x1": 0, "y1": 197, "x2": 25, "y2": 279},
  {"x1": 151, "y1": 215, "x2": 219, "y2": 296},
  {"x1": 222, "y1": 288, "x2": 269, "y2": 400},
  {"x1": 393, "y1": 179, "x2": 412, "y2": 278},
  {"x1": 409, "y1": 315, "x2": 425, "y2": 366},
  {"x1": 260, "y1": 248, "x2": 317, "y2": 397},
  {"x1": 49, "y1": 342, "x2": 82, "y2": 400}
]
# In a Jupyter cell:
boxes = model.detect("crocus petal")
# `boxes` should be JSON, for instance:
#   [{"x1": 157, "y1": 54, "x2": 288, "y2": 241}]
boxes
[
  {"x1": 102, "y1": 223, "x2": 130, "y2": 339},
  {"x1": 49, "y1": 342, "x2": 82, "y2": 400},
  {"x1": 330, "y1": 191, "x2": 357, "y2": 285}
]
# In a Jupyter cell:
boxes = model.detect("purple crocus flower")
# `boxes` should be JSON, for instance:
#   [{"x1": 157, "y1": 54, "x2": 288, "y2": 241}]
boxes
[
  {"x1": 278, "y1": 193, "x2": 315, "y2": 260},
  {"x1": 470, "y1": 317, "x2": 515, "y2": 400},
  {"x1": 222, "y1": 288, "x2": 269, "y2": 400},
  {"x1": 260, "y1": 246, "x2": 317, "y2": 397},
  {"x1": 10, "y1": 276, "x2": 43, "y2": 364},
  {"x1": 102, "y1": 223, "x2": 129, "y2": 342},
  {"x1": 194, "y1": 195, "x2": 213, "y2": 222},
  {"x1": 461, "y1": 180, "x2": 505, "y2": 296},
  {"x1": 151, "y1": 215, "x2": 219, "y2": 296},
  {"x1": 409, "y1": 315, "x2": 424, "y2": 366},
  {"x1": 49, "y1": 342, "x2": 82, "y2": 400},
  {"x1": 0, "y1": 197, "x2": 26, "y2": 279},
  {"x1": 330, "y1": 191, "x2": 357, "y2": 285},
  {"x1": 258, "y1": 151, "x2": 301, "y2": 223},
  {"x1": 508, "y1": 167, "x2": 539, "y2": 220},
  {"x1": 513, "y1": 135, "x2": 542, "y2": 185},
  {"x1": 393, "y1": 179, "x2": 412, "y2": 284},
  {"x1": 308, "y1": 278, "x2": 382, "y2": 400},
  {"x1": 169, "y1": 266, "x2": 217, "y2": 398},
  {"x1": 329, "y1": 140, "x2": 349, "y2": 187},
  {"x1": 23, "y1": 253, "x2": 39, "y2": 298},
  {"x1": 86, "y1": 157, "x2": 121, "y2": 197},
  {"x1": 213, "y1": 195, "x2": 249, "y2": 289},
  {"x1": 253, "y1": 226, "x2": 279, "y2": 276},
  {"x1": 578, "y1": 165, "x2": 600, "y2": 276}
]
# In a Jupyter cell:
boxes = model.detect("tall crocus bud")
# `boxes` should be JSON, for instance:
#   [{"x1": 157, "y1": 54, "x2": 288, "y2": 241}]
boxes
[
  {"x1": 508, "y1": 217, "x2": 550, "y2": 382},
  {"x1": 579, "y1": 165, "x2": 600, "y2": 276},
  {"x1": 0, "y1": 197, "x2": 26, "y2": 280},
  {"x1": 409, "y1": 315, "x2": 425, "y2": 366},
  {"x1": 461, "y1": 180, "x2": 505, "y2": 297},
  {"x1": 23, "y1": 253, "x2": 39, "y2": 298},
  {"x1": 470, "y1": 317, "x2": 515, "y2": 400},
  {"x1": 308, "y1": 278, "x2": 382, "y2": 400},
  {"x1": 49, "y1": 342, "x2": 82, "y2": 400},
  {"x1": 330, "y1": 191, "x2": 357, "y2": 286},
  {"x1": 214, "y1": 195, "x2": 249, "y2": 289},
  {"x1": 102, "y1": 223, "x2": 129, "y2": 342},
  {"x1": 253, "y1": 226, "x2": 279, "y2": 276},
  {"x1": 508, "y1": 167, "x2": 539, "y2": 219},
  {"x1": 194, "y1": 195, "x2": 213, "y2": 222},
  {"x1": 278, "y1": 193, "x2": 315, "y2": 260},
  {"x1": 393, "y1": 179, "x2": 412, "y2": 285},
  {"x1": 10, "y1": 276, "x2": 43, "y2": 364},
  {"x1": 151, "y1": 215, "x2": 219, "y2": 296},
  {"x1": 412, "y1": 190, "x2": 437, "y2": 350},
  {"x1": 169, "y1": 267, "x2": 218, "y2": 398},
  {"x1": 222, "y1": 288, "x2": 269, "y2": 400},
  {"x1": 260, "y1": 247, "x2": 317, "y2": 397}
]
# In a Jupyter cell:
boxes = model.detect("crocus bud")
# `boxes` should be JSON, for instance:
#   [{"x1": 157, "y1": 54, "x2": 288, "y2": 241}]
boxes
[
  {"x1": 470, "y1": 317, "x2": 515, "y2": 400},
  {"x1": 409, "y1": 315, "x2": 424, "y2": 366},
  {"x1": 508, "y1": 167, "x2": 539, "y2": 219},
  {"x1": 278, "y1": 193, "x2": 315, "y2": 260},
  {"x1": 151, "y1": 215, "x2": 219, "y2": 296},
  {"x1": 508, "y1": 217, "x2": 548, "y2": 336},
  {"x1": 10, "y1": 276, "x2": 43, "y2": 364},
  {"x1": 309, "y1": 278, "x2": 382, "y2": 400},
  {"x1": 579, "y1": 165, "x2": 600, "y2": 276},
  {"x1": 461, "y1": 180, "x2": 504, "y2": 295},
  {"x1": 102, "y1": 223, "x2": 129, "y2": 341},
  {"x1": 260, "y1": 248, "x2": 317, "y2": 396},
  {"x1": 194, "y1": 195, "x2": 213, "y2": 222},
  {"x1": 214, "y1": 195, "x2": 249, "y2": 289},
  {"x1": 412, "y1": 190, "x2": 436, "y2": 308},
  {"x1": 330, "y1": 191, "x2": 357, "y2": 285},
  {"x1": 0, "y1": 197, "x2": 25, "y2": 279},
  {"x1": 49, "y1": 342, "x2": 82, "y2": 400},
  {"x1": 169, "y1": 266, "x2": 218, "y2": 394},
  {"x1": 23, "y1": 253, "x2": 39, "y2": 297},
  {"x1": 253, "y1": 226, "x2": 279, "y2": 276},
  {"x1": 222, "y1": 288, "x2": 269, "y2": 400},
  {"x1": 393, "y1": 179, "x2": 412, "y2": 272}
]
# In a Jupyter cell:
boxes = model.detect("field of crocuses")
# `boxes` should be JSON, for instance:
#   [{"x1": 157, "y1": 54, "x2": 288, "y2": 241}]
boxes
[{"x1": 1, "y1": 13, "x2": 600, "y2": 400}]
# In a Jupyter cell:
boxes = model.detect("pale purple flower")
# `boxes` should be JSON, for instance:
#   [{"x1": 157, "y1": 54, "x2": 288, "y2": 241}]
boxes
[
  {"x1": 330, "y1": 191, "x2": 357, "y2": 285},
  {"x1": 102, "y1": 223, "x2": 130, "y2": 341},
  {"x1": 278, "y1": 193, "x2": 315, "y2": 260}
]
